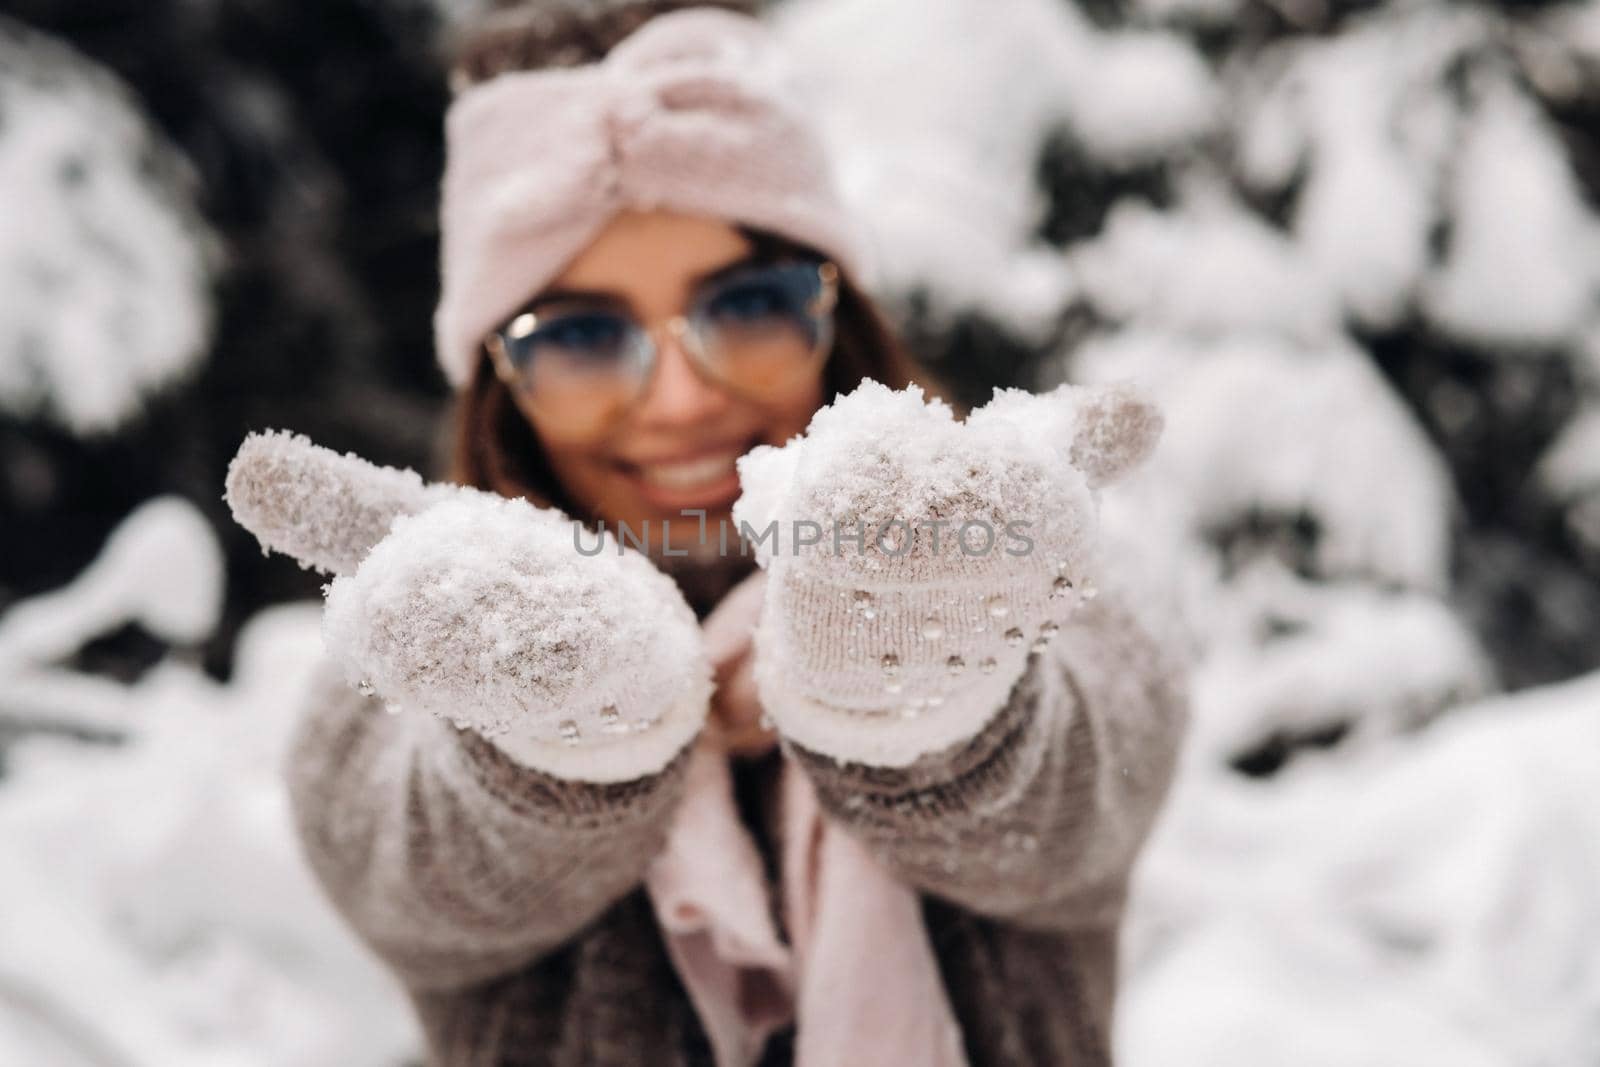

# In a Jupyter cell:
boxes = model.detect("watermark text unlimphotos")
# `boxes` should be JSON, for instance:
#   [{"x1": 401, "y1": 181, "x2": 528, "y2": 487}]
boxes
[{"x1": 573, "y1": 510, "x2": 1036, "y2": 558}]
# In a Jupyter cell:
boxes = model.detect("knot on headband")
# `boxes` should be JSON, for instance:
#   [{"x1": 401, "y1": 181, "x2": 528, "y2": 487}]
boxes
[
  {"x1": 595, "y1": 23, "x2": 786, "y2": 201},
  {"x1": 433, "y1": 7, "x2": 868, "y2": 389}
]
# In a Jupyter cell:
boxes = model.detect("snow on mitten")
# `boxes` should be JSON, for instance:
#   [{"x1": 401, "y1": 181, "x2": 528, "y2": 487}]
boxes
[
  {"x1": 225, "y1": 431, "x2": 712, "y2": 783},
  {"x1": 732, "y1": 380, "x2": 1161, "y2": 767},
  {"x1": 225, "y1": 429, "x2": 462, "y2": 576}
]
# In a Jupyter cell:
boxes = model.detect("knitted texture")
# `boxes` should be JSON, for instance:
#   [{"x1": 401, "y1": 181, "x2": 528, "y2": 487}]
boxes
[
  {"x1": 224, "y1": 429, "x2": 463, "y2": 577},
  {"x1": 732, "y1": 380, "x2": 1163, "y2": 766},
  {"x1": 433, "y1": 7, "x2": 869, "y2": 388},
  {"x1": 259, "y1": 381, "x2": 1191, "y2": 1064},
  {"x1": 283, "y1": 552, "x2": 1190, "y2": 1065},
  {"x1": 225, "y1": 431, "x2": 712, "y2": 783}
]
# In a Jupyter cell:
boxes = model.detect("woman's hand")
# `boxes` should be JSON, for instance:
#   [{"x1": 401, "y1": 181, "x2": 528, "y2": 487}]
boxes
[
  {"x1": 225, "y1": 431, "x2": 712, "y2": 783},
  {"x1": 731, "y1": 380, "x2": 1162, "y2": 767}
]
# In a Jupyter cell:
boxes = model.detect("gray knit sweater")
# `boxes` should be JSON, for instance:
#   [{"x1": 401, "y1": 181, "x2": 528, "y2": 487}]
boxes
[{"x1": 283, "y1": 555, "x2": 1188, "y2": 1066}]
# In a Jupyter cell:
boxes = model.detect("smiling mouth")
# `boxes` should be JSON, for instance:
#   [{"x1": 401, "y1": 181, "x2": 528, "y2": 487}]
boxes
[{"x1": 619, "y1": 436, "x2": 759, "y2": 504}]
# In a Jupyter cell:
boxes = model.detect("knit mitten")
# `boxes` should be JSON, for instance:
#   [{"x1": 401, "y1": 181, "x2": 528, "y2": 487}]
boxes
[
  {"x1": 225, "y1": 431, "x2": 711, "y2": 783},
  {"x1": 732, "y1": 380, "x2": 1162, "y2": 767}
]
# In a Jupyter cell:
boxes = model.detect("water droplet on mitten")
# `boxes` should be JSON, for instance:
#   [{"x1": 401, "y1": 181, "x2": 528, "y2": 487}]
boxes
[
  {"x1": 979, "y1": 657, "x2": 998, "y2": 675},
  {"x1": 558, "y1": 720, "x2": 580, "y2": 745},
  {"x1": 880, "y1": 653, "x2": 901, "y2": 676},
  {"x1": 921, "y1": 615, "x2": 946, "y2": 640},
  {"x1": 1051, "y1": 576, "x2": 1073, "y2": 598},
  {"x1": 1004, "y1": 831, "x2": 1039, "y2": 853},
  {"x1": 1005, "y1": 628, "x2": 1025, "y2": 647},
  {"x1": 985, "y1": 595, "x2": 1010, "y2": 618},
  {"x1": 945, "y1": 655, "x2": 965, "y2": 676}
]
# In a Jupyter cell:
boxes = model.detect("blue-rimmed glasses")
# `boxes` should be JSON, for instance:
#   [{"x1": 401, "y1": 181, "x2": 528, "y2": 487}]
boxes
[{"x1": 486, "y1": 259, "x2": 839, "y2": 438}]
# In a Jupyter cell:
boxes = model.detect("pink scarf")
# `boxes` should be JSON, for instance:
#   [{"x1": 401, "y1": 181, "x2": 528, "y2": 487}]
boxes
[{"x1": 644, "y1": 569, "x2": 970, "y2": 1067}]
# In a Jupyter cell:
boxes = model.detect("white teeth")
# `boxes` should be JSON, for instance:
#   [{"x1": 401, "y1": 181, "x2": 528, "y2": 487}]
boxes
[{"x1": 636, "y1": 452, "x2": 739, "y2": 491}]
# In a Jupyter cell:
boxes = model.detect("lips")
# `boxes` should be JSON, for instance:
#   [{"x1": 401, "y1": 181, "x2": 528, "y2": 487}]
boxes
[
  {"x1": 619, "y1": 436, "x2": 758, "y2": 509},
  {"x1": 635, "y1": 451, "x2": 741, "y2": 490}
]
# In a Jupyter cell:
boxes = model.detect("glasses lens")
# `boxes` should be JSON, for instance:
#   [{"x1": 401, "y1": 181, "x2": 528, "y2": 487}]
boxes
[
  {"x1": 496, "y1": 307, "x2": 651, "y2": 434},
  {"x1": 688, "y1": 261, "x2": 836, "y2": 395}
]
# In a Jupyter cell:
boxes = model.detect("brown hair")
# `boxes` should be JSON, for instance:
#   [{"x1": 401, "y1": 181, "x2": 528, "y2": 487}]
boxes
[{"x1": 442, "y1": 1, "x2": 936, "y2": 517}]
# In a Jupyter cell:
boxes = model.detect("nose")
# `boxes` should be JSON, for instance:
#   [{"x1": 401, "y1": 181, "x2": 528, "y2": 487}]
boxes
[{"x1": 632, "y1": 321, "x2": 733, "y2": 426}]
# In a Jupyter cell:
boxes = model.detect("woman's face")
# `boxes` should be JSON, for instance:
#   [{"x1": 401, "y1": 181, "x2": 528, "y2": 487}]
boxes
[{"x1": 503, "y1": 210, "x2": 826, "y2": 553}]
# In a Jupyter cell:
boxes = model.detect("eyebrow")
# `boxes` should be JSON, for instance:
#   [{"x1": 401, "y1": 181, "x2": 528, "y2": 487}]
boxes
[{"x1": 518, "y1": 251, "x2": 771, "y2": 316}]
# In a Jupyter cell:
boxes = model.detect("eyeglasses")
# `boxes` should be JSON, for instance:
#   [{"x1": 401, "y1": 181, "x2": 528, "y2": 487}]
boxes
[{"x1": 486, "y1": 259, "x2": 840, "y2": 438}]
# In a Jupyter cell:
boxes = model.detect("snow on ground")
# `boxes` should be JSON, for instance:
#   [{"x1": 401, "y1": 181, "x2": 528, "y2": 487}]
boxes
[
  {"x1": 1122, "y1": 671, "x2": 1600, "y2": 1067},
  {"x1": 0, "y1": 503, "x2": 419, "y2": 1067}
]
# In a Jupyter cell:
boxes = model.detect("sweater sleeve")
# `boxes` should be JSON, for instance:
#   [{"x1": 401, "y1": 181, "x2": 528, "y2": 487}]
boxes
[
  {"x1": 781, "y1": 579, "x2": 1189, "y2": 932},
  {"x1": 283, "y1": 657, "x2": 694, "y2": 992}
]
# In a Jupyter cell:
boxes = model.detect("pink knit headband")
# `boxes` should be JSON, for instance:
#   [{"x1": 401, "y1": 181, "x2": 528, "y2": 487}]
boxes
[{"x1": 432, "y1": 7, "x2": 870, "y2": 389}]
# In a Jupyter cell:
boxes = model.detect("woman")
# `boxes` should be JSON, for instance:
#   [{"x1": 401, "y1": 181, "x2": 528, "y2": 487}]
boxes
[{"x1": 229, "y1": 2, "x2": 1189, "y2": 1064}]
